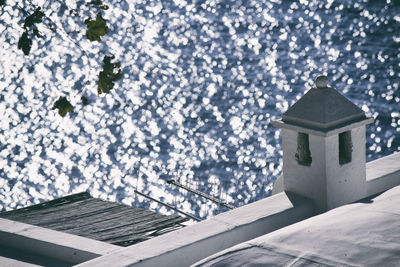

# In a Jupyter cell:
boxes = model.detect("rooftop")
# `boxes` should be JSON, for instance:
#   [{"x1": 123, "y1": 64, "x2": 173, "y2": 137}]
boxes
[
  {"x1": 194, "y1": 184, "x2": 400, "y2": 266},
  {"x1": 282, "y1": 75, "x2": 367, "y2": 131}
]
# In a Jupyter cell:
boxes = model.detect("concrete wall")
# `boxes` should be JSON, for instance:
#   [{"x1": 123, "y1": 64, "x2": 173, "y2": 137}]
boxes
[
  {"x1": 325, "y1": 125, "x2": 366, "y2": 210},
  {"x1": 366, "y1": 152, "x2": 400, "y2": 195},
  {"x1": 274, "y1": 152, "x2": 400, "y2": 202},
  {"x1": 282, "y1": 128, "x2": 327, "y2": 211},
  {"x1": 281, "y1": 125, "x2": 367, "y2": 212},
  {"x1": 0, "y1": 218, "x2": 120, "y2": 266}
]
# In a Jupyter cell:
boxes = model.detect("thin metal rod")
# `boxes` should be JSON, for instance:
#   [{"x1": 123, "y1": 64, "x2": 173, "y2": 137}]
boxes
[
  {"x1": 134, "y1": 190, "x2": 201, "y2": 222},
  {"x1": 167, "y1": 180, "x2": 235, "y2": 210}
]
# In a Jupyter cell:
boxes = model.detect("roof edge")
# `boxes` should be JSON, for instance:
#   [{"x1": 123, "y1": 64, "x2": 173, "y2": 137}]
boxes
[
  {"x1": 0, "y1": 218, "x2": 120, "y2": 265},
  {"x1": 273, "y1": 117, "x2": 374, "y2": 136},
  {"x1": 282, "y1": 112, "x2": 366, "y2": 132}
]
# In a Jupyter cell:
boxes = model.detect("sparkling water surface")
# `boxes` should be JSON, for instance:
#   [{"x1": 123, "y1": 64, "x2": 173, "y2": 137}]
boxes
[{"x1": 0, "y1": 0, "x2": 399, "y2": 219}]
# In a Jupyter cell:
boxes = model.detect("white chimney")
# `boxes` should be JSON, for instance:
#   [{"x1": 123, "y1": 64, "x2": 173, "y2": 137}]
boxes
[{"x1": 273, "y1": 75, "x2": 373, "y2": 212}]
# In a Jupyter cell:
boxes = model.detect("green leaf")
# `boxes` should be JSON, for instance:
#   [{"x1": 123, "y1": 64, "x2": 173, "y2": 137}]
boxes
[
  {"x1": 97, "y1": 56, "x2": 122, "y2": 95},
  {"x1": 86, "y1": 0, "x2": 108, "y2": 10},
  {"x1": 84, "y1": 13, "x2": 108, "y2": 42},
  {"x1": 52, "y1": 96, "x2": 74, "y2": 117},
  {"x1": 33, "y1": 27, "x2": 42, "y2": 38},
  {"x1": 24, "y1": 7, "x2": 45, "y2": 28},
  {"x1": 19, "y1": 7, "x2": 44, "y2": 55},
  {"x1": 86, "y1": 0, "x2": 109, "y2": 10},
  {"x1": 86, "y1": 0, "x2": 103, "y2": 6},
  {"x1": 18, "y1": 31, "x2": 32, "y2": 55}
]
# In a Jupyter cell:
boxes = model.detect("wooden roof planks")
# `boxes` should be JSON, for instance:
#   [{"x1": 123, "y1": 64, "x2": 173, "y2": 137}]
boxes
[{"x1": 0, "y1": 192, "x2": 188, "y2": 247}]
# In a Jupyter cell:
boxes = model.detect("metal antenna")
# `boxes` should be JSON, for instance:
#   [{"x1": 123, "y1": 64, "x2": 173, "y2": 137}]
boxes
[
  {"x1": 134, "y1": 158, "x2": 142, "y2": 201},
  {"x1": 134, "y1": 190, "x2": 201, "y2": 222},
  {"x1": 167, "y1": 179, "x2": 235, "y2": 209}
]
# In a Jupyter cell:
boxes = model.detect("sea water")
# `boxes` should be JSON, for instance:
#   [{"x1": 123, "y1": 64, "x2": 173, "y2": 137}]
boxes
[{"x1": 0, "y1": 0, "x2": 399, "y2": 219}]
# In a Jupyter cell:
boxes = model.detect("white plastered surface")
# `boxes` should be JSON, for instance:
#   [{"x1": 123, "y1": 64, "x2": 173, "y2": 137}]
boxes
[{"x1": 194, "y1": 185, "x2": 400, "y2": 266}]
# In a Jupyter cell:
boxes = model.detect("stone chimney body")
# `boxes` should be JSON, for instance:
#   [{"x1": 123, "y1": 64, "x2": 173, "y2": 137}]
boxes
[{"x1": 274, "y1": 76, "x2": 373, "y2": 212}]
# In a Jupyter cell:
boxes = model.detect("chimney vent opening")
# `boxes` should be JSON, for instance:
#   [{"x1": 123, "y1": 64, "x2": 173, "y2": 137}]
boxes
[
  {"x1": 339, "y1": 131, "x2": 352, "y2": 165},
  {"x1": 295, "y1": 132, "x2": 312, "y2": 166}
]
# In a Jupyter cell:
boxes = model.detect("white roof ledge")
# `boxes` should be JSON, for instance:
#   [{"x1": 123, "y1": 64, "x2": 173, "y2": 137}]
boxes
[
  {"x1": 76, "y1": 192, "x2": 314, "y2": 267},
  {"x1": 272, "y1": 152, "x2": 400, "y2": 199},
  {"x1": 0, "y1": 218, "x2": 120, "y2": 265},
  {"x1": 366, "y1": 152, "x2": 400, "y2": 196},
  {"x1": 273, "y1": 117, "x2": 374, "y2": 137}
]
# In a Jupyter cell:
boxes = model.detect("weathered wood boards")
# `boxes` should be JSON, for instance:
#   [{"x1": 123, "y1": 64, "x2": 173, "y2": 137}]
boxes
[{"x1": 0, "y1": 192, "x2": 187, "y2": 247}]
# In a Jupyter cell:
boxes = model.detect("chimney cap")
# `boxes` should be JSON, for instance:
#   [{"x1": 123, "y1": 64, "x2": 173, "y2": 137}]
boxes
[
  {"x1": 281, "y1": 75, "x2": 367, "y2": 132},
  {"x1": 315, "y1": 75, "x2": 328, "y2": 89}
]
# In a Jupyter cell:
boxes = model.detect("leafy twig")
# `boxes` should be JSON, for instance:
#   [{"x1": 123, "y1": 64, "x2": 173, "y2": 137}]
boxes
[
  {"x1": 98, "y1": 55, "x2": 123, "y2": 94},
  {"x1": 52, "y1": 96, "x2": 74, "y2": 117},
  {"x1": 85, "y1": 13, "x2": 108, "y2": 42}
]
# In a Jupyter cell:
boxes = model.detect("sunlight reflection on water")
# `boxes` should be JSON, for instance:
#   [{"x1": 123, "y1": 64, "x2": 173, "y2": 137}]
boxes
[{"x1": 0, "y1": 0, "x2": 399, "y2": 219}]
